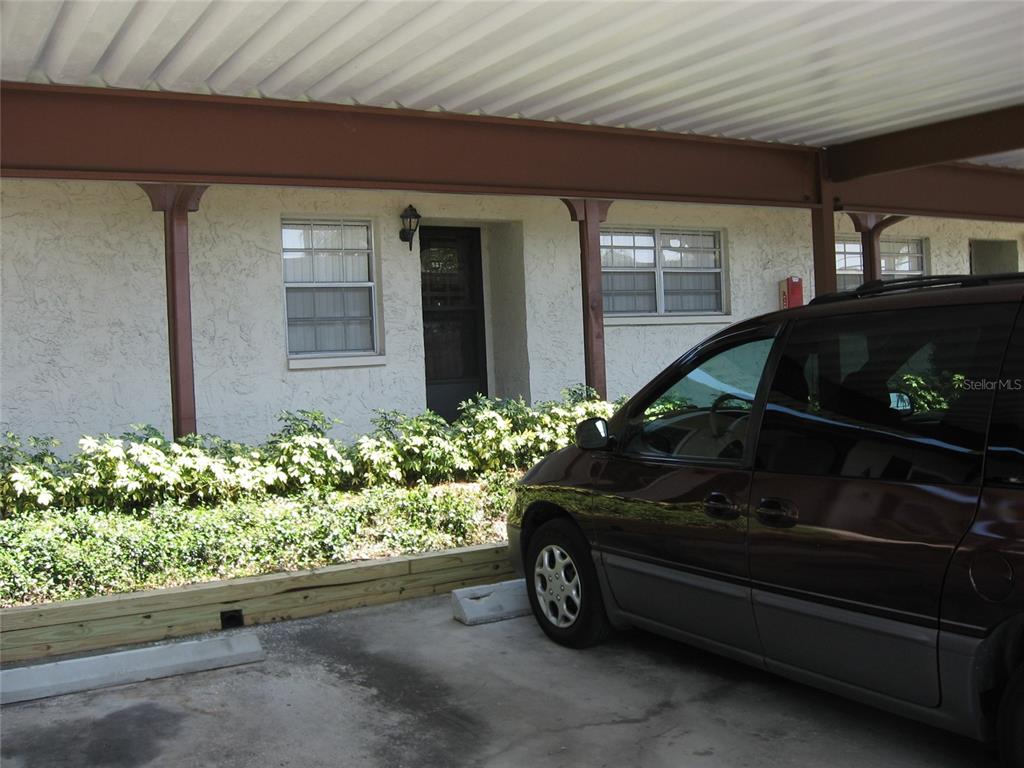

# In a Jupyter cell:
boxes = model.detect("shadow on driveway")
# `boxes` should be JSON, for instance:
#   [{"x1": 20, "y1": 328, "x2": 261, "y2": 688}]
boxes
[{"x1": 1, "y1": 594, "x2": 994, "y2": 768}]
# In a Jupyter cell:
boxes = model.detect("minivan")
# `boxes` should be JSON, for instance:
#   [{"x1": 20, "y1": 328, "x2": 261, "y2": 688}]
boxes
[{"x1": 507, "y1": 275, "x2": 1024, "y2": 765}]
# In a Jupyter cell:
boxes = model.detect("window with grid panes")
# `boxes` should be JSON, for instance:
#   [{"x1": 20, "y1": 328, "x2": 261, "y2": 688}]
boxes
[
  {"x1": 835, "y1": 236, "x2": 927, "y2": 292},
  {"x1": 600, "y1": 228, "x2": 725, "y2": 315},
  {"x1": 282, "y1": 220, "x2": 377, "y2": 356}
]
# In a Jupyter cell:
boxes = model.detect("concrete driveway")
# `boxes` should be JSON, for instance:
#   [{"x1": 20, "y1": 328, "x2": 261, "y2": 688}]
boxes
[{"x1": 1, "y1": 593, "x2": 993, "y2": 768}]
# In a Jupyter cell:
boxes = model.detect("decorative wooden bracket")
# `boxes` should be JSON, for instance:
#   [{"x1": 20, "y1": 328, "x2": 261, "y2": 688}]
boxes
[
  {"x1": 562, "y1": 198, "x2": 614, "y2": 400},
  {"x1": 139, "y1": 184, "x2": 208, "y2": 439},
  {"x1": 845, "y1": 211, "x2": 909, "y2": 284}
]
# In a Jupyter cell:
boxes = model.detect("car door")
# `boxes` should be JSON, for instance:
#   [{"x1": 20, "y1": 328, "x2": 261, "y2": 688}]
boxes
[
  {"x1": 941, "y1": 303, "x2": 1024, "y2": 636},
  {"x1": 748, "y1": 301, "x2": 1018, "y2": 707},
  {"x1": 589, "y1": 324, "x2": 780, "y2": 661}
]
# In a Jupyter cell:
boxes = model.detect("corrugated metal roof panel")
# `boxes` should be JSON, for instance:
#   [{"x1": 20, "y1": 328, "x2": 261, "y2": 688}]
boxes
[{"x1": 2, "y1": 0, "x2": 1021, "y2": 168}]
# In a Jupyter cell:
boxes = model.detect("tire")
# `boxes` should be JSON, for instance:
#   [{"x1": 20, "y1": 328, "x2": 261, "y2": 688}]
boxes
[
  {"x1": 999, "y1": 664, "x2": 1024, "y2": 768},
  {"x1": 525, "y1": 517, "x2": 610, "y2": 648}
]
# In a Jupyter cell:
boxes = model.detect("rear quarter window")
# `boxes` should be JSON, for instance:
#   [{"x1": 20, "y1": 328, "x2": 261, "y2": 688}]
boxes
[
  {"x1": 985, "y1": 309, "x2": 1024, "y2": 487},
  {"x1": 756, "y1": 303, "x2": 1018, "y2": 485}
]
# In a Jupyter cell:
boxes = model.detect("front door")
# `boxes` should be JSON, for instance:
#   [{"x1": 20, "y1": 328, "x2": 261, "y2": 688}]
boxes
[
  {"x1": 748, "y1": 301, "x2": 1017, "y2": 706},
  {"x1": 420, "y1": 227, "x2": 487, "y2": 421},
  {"x1": 590, "y1": 325, "x2": 779, "y2": 661}
]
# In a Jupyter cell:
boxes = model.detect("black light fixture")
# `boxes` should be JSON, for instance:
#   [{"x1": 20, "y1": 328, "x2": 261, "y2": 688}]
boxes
[{"x1": 399, "y1": 205, "x2": 421, "y2": 250}]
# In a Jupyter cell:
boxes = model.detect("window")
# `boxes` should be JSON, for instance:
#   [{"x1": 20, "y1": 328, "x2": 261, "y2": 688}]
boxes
[
  {"x1": 282, "y1": 220, "x2": 377, "y2": 356},
  {"x1": 986, "y1": 312, "x2": 1024, "y2": 486},
  {"x1": 756, "y1": 304, "x2": 1017, "y2": 484},
  {"x1": 626, "y1": 336, "x2": 774, "y2": 461},
  {"x1": 835, "y1": 236, "x2": 927, "y2": 292},
  {"x1": 601, "y1": 228, "x2": 725, "y2": 315}
]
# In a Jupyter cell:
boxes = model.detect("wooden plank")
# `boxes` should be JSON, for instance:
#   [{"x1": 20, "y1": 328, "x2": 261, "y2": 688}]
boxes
[
  {"x1": 242, "y1": 568, "x2": 517, "y2": 627},
  {"x1": 0, "y1": 566, "x2": 516, "y2": 663},
  {"x1": 0, "y1": 618, "x2": 224, "y2": 664},
  {"x1": 407, "y1": 544, "x2": 509, "y2": 574},
  {"x1": 1, "y1": 545, "x2": 512, "y2": 663},
  {"x1": 2, "y1": 544, "x2": 508, "y2": 631},
  {"x1": 2, "y1": 559, "x2": 513, "y2": 651},
  {"x1": 0, "y1": 559, "x2": 410, "y2": 632}
]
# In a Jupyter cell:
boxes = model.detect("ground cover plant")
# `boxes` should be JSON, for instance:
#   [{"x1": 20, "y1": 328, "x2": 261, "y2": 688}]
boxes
[{"x1": 0, "y1": 388, "x2": 616, "y2": 606}]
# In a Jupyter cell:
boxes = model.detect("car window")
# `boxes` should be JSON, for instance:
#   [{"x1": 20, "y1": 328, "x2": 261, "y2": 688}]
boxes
[
  {"x1": 626, "y1": 337, "x2": 774, "y2": 461},
  {"x1": 986, "y1": 310, "x2": 1024, "y2": 487},
  {"x1": 756, "y1": 304, "x2": 1017, "y2": 484}
]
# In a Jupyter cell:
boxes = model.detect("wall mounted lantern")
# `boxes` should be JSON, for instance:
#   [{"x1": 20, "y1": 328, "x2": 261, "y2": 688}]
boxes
[{"x1": 399, "y1": 205, "x2": 421, "y2": 250}]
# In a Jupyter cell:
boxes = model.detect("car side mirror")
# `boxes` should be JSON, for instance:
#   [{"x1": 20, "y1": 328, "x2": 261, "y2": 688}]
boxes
[{"x1": 575, "y1": 417, "x2": 611, "y2": 451}]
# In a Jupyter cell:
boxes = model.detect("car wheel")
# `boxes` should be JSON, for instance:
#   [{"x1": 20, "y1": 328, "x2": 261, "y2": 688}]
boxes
[
  {"x1": 999, "y1": 664, "x2": 1024, "y2": 768},
  {"x1": 525, "y1": 517, "x2": 609, "y2": 648}
]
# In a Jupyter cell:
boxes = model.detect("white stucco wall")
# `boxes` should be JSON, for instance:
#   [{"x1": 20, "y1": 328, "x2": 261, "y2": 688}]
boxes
[
  {"x1": 0, "y1": 180, "x2": 581, "y2": 445},
  {"x1": 0, "y1": 181, "x2": 172, "y2": 442},
  {"x1": 602, "y1": 202, "x2": 814, "y2": 400},
  {"x1": 2, "y1": 178, "x2": 1021, "y2": 447},
  {"x1": 599, "y1": 205, "x2": 1024, "y2": 401},
  {"x1": 483, "y1": 222, "x2": 531, "y2": 400},
  {"x1": 833, "y1": 214, "x2": 1024, "y2": 275},
  {"x1": 418, "y1": 196, "x2": 585, "y2": 404},
  {"x1": 188, "y1": 185, "x2": 426, "y2": 442}
]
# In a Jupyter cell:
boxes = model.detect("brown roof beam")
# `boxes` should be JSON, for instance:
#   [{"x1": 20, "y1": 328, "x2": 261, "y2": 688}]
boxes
[
  {"x1": 826, "y1": 104, "x2": 1024, "y2": 182},
  {"x1": 4, "y1": 82, "x2": 1023, "y2": 222},
  {"x1": 0, "y1": 81, "x2": 818, "y2": 209},
  {"x1": 833, "y1": 162, "x2": 1024, "y2": 222}
]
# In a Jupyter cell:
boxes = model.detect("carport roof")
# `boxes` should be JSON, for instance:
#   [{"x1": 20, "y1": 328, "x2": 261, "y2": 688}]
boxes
[{"x1": 2, "y1": 0, "x2": 1022, "y2": 168}]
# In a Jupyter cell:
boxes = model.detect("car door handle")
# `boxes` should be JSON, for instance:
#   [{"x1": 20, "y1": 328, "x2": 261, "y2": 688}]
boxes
[
  {"x1": 703, "y1": 492, "x2": 740, "y2": 521},
  {"x1": 756, "y1": 497, "x2": 799, "y2": 528}
]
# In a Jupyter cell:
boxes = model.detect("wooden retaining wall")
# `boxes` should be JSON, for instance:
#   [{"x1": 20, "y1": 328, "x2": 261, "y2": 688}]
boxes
[{"x1": 0, "y1": 544, "x2": 513, "y2": 664}]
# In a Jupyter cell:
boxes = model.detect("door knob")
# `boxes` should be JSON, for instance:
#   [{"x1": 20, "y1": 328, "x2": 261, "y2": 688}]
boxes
[
  {"x1": 756, "y1": 497, "x2": 799, "y2": 528},
  {"x1": 704, "y1": 492, "x2": 740, "y2": 521}
]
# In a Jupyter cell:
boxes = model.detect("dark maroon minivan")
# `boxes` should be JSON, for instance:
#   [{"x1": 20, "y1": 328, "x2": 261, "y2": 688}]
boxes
[{"x1": 508, "y1": 275, "x2": 1024, "y2": 765}]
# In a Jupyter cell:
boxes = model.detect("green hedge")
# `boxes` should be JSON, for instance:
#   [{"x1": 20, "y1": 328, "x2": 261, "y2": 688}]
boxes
[
  {"x1": 0, "y1": 388, "x2": 616, "y2": 606},
  {"x1": 0, "y1": 478, "x2": 514, "y2": 607},
  {"x1": 1, "y1": 387, "x2": 614, "y2": 516}
]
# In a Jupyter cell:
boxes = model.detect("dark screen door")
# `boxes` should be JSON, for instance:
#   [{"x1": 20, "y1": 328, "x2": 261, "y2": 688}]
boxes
[{"x1": 420, "y1": 227, "x2": 487, "y2": 421}]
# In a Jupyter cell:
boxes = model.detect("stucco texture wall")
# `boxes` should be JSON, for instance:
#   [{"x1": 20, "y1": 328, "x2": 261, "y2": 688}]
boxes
[
  {"x1": 1, "y1": 181, "x2": 583, "y2": 446},
  {"x1": 1, "y1": 181, "x2": 172, "y2": 444},
  {"x1": 599, "y1": 205, "x2": 1024, "y2": 401},
  {"x1": 418, "y1": 194, "x2": 586, "y2": 403},
  {"x1": 188, "y1": 186, "x2": 584, "y2": 441},
  {"x1": 834, "y1": 213, "x2": 1023, "y2": 274},
  {"x1": 601, "y1": 201, "x2": 815, "y2": 400},
  {"x1": 482, "y1": 222, "x2": 531, "y2": 401},
  {"x1": 3, "y1": 178, "x2": 1021, "y2": 447}
]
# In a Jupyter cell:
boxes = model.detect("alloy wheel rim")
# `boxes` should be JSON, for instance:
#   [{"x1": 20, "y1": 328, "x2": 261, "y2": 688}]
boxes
[{"x1": 533, "y1": 544, "x2": 582, "y2": 628}]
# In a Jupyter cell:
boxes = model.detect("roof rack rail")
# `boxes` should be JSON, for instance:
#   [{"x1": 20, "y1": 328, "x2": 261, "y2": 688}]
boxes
[{"x1": 809, "y1": 272, "x2": 1024, "y2": 305}]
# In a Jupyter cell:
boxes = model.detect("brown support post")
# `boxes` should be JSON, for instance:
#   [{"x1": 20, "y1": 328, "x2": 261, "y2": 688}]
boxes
[
  {"x1": 846, "y1": 212, "x2": 909, "y2": 284},
  {"x1": 139, "y1": 184, "x2": 208, "y2": 439},
  {"x1": 562, "y1": 198, "x2": 614, "y2": 399},
  {"x1": 811, "y1": 152, "x2": 837, "y2": 296}
]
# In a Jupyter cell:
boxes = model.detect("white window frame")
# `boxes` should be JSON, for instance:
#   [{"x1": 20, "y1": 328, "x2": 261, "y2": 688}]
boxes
[
  {"x1": 600, "y1": 226, "x2": 729, "y2": 317},
  {"x1": 835, "y1": 235, "x2": 929, "y2": 290},
  {"x1": 281, "y1": 218, "x2": 383, "y2": 363}
]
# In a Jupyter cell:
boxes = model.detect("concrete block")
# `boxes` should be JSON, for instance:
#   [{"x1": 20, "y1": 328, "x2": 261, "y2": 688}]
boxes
[
  {"x1": 452, "y1": 579, "x2": 530, "y2": 626},
  {"x1": 1, "y1": 633, "x2": 265, "y2": 704}
]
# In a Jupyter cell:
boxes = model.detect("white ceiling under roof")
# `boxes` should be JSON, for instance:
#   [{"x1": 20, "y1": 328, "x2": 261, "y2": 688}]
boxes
[{"x1": 2, "y1": 0, "x2": 1023, "y2": 168}]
